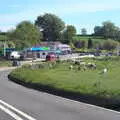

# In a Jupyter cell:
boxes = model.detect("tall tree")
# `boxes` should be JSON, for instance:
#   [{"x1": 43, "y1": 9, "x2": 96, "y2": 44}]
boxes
[
  {"x1": 35, "y1": 13, "x2": 65, "y2": 41},
  {"x1": 113, "y1": 27, "x2": 120, "y2": 40},
  {"x1": 93, "y1": 21, "x2": 120, "y2": 40},
  {"x1": 81, "y1": 28, "x2": 87, "y2": 35},
  {"x1": 88, "y1": 38, "x2": 93, "y2": 49},
  {"x1": 8, "y1": 21, "x2": 43, "y2": 49},
  {"x1": 63, "y1": 25, "x2": 76, "y2": 44},
  {"x1": 102, "y1": 21, "x2": 116, "y2": 39},
  {"x1": 94, "y1": 26, "x2": 103, "y2": 36}
]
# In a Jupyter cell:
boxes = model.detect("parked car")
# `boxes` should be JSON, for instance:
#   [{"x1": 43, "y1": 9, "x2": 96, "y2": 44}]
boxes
[
  {"x1": 10, "y1": 51, "x2": 21, "y2": 60},
  {"x1": 46, "y1": 53, "x2": 56, "y2": 61}
]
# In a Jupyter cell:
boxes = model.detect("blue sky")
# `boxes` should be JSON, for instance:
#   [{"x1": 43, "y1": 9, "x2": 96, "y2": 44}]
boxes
[{"x1": 0, "y1": 0, "x2": 120, "y2": 34}]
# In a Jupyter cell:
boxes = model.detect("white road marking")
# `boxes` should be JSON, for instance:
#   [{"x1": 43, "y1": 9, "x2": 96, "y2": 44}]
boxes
[
  {"x1": 0, "y1": 104, "x2": 23, "y2": 120},
  {"x1": 0, "y1": 99, "x2": 37, "y2": 120}
]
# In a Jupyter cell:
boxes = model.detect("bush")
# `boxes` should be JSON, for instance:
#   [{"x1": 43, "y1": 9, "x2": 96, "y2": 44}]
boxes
[
  {"x1": 22, "y1": 64, "x2": 31, "y2": 69},
  {"x1": 74, "y1": 40, "x2": 87, "y2": 49},
  {"x1": 88, "y1": 38, "x2": 93, "y2": 49},
  {"x1": 102, "y1": 39, "x2": 119, "y2": 51}
]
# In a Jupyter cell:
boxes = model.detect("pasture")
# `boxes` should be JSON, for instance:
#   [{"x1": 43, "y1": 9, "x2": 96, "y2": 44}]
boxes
[
  {"x1": 74, "y1": 35, "x2": 106, "y2": 43},
  {"x1": 9, "y1": 57, "x2": 120, "y2": 101}
]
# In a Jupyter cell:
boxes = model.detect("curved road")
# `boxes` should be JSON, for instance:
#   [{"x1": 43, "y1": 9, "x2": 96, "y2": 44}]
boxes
[{"x1": 0, "y1": 69, "x2": 120, "y2": 120}]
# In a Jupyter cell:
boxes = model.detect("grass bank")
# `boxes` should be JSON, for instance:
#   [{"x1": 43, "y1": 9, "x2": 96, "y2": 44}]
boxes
[
  {"x1": 9, "y1": 57, "x2": 120, "y2": 109},
  {"x1": 0, "y1": 59, "x2": 12, "y2": 67}
]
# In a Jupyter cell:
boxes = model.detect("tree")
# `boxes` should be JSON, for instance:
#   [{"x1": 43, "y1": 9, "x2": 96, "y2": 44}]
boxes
[
  {"x1": 88, "y1": 38, "x2": 93, "y2": 49},
  {"x1": 113, "y1": 27, "x2": 120, "y2": 40},
  {"x1": 74, "y1": 41, "x2": 82, "y2": 48},
  {"x1": 8, "y1": 21, "x2": 43, "y2": 49},
  {"x1": 7, "y1": 41, "x2": 15, "y2": 48},
  {"x1": 81, "y1": 40, "x2": 86, "y2": 49},
  {"x1": 63, "y1": 25, "x2": 76, "y2": 44},
  {"x1": 102, "y1": 21, "x2": 116, "y2": 39},
  {"x1": 102, "y1": 39, "x2": 119, "y2": 51},
  {"x1": 81, "y1": 28, "x2": 87, "y2": 35},
  {"x1": 35, "y1": 13, "x2": 65, "y2": 41},
  {"x1": 74, "y1": 40, "x2": 86, "y2": 49},
  {"x1": 93, "y1": 21, "x2": 120, "y2": 40},
  {"x1": 94, "y1": 26, "x2": 103, "y2": 36}
]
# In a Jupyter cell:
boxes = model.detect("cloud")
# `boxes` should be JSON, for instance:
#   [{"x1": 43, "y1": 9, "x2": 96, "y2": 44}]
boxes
[
  {"x1": 0, "y1": 25, "x2": 15, "y2": 32},
  {"x1": 56, "y1": 2, "x2": 120, "y2": 15},
  {"x1": 2, "y1": 2, "x2": 120, "y2": 21},
  {"x1": 0, "y1": 1, "x2": 120, "y2": 32}
]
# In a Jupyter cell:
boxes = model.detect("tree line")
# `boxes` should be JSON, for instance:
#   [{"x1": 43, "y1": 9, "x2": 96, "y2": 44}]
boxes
[
  {"x1": 3, "y1": 13, "x2": 120, "y2": 50},
  {"x1": 7, "y1": 13, "x2": 77, "y2": 49},
  {"x1": 93, "y1": 21, "x2": 120, "y2": 40}
]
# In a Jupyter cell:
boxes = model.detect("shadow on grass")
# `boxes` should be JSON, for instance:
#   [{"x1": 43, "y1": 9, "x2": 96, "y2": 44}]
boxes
[{"x1": 8, "y1": 74, "x2": 120, "y2": 111}]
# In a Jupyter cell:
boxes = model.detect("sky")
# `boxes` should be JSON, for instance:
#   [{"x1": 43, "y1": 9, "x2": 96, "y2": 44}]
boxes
[{"x1": 0, "y1": 0, "x2": 120, "y2": 34}]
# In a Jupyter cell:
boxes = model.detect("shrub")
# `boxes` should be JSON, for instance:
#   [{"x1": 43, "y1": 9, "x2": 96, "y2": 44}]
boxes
[
  {"x1": 102, "y1": 39, "x2": 119, "y2": 51},
  {"x1": 88, "y1": 38, "x2": 93, "y2": 49},
  {"x1": 22, "y1": 64, "x2": 31, "y2": 69}
]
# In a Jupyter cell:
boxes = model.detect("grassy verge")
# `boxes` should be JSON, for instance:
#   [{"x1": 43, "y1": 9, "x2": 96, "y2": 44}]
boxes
[
  {"x1": 0, "y1": 60, "x2": 12, "y2": 67},
  {"x1": 9, "y1": 57, "x2": 120, "y2": 108}
]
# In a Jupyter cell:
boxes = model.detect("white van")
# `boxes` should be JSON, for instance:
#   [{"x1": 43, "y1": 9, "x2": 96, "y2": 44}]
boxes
[{"x1": 10, "y1": 51, "x2": 21, "y2": 59}]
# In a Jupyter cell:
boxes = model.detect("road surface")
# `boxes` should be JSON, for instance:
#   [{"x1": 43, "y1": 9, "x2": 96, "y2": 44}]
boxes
[{"x1": 0, "y1": 69, "x2": 120, "y2": 120}]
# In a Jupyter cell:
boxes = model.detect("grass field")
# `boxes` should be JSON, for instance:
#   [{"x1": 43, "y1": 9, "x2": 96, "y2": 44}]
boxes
[
  {"x1": 74, "y1": 35, "x2": 107, "y2": 44},
  {"x1": 75, "y1": 35, "x2": 105, "y2": 40},
  {"x1": 9, "y1": 57, "x2": 120, "y2": 101}
]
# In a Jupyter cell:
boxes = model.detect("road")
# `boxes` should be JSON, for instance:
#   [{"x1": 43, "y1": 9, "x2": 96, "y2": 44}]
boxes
[{"x1": 0, "y1": 69, "x2": 120, "y2": 120}]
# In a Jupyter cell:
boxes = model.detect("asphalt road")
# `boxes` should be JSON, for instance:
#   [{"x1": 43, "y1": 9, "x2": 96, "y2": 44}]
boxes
[
  {"x1": 0, "y1": 110, "x2": 14, "y2": 120},
  {"x1": 0, "y1": 70, "x2": 120, "y2": 120}
]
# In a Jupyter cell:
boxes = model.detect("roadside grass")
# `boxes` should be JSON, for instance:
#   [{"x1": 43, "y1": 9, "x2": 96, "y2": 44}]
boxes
[
  {"x1": 0, "y1": 60, "x2": 12, "y2": 67},
  {"x1": 9, "y1": 57, "x2": 120, "y2": 101}
]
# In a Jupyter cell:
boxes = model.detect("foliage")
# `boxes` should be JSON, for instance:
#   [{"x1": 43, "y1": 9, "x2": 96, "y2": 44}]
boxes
[
  {"x1": 94, "y1": 26, "x2": 103, "y2": 36},
  {"x1": 74, "y1": 35, "x2": 119, "y2": 50},
  {"x1": 102, "y1": 39, "x2": 119, "y2": 51},
  {"x1": 7, "y1": 41, "x2": 15, "y2": 48},
  {"x1": 74, "y1": 40, "x2": 86, "y2": 49},
  {"x1": 8, "y1": 21, "x2": 43, "y2": 49},
  {"x1": 69, "y1": 42, "x2": 75, "y2": 49},
  {"x1": 35, "y1": 13, "x2": 65, "y2": 41},
  {"x1": 102, "y1": 21, "x2": 116, "y2": 39},
  {"x1": 93, "y1": 21, "x2": 120, "y2": 40},
  {"x1": 0, "y1": 35, "x2": 7, "y2": 41},
  {"x1": 62, "y1": 25, "x2": 76, "y2": 44},
  {"x1": 81, "y1": 28, "x2": 87, "y2": 35},
  {"x1": 87, "y1": 38, "x2": 93, "y2": 49}
]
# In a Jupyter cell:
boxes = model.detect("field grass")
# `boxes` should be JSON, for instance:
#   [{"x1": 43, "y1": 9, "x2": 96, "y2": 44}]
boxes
[
  {"x1": 9, "y1": 57, "x2": 120, "y2": 101},
  {"x1": 74, "y1": 35, "x2": 107, "y2": 44}
]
